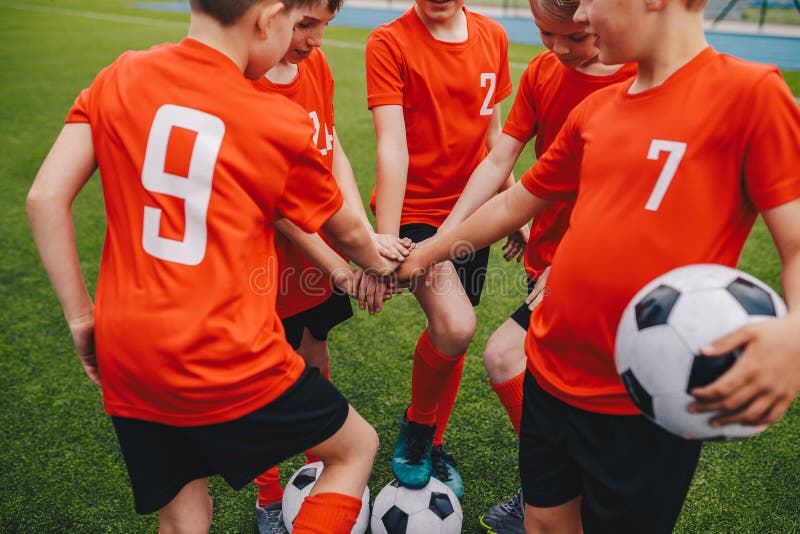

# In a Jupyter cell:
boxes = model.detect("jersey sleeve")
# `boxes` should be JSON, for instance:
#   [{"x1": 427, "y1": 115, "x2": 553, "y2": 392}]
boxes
[
  {"x1": 742, "y1": 70, "x2": 800, "y2": 211},
  {"x1": 66, "y1": 88, "x2": 92, "y2": 124},
  {"x1": 520, "y1": 106, "x2": 582, "y2": 202},
  {"x1": 503, "y1": 62, "x2": 538, "y2": 143},
  {"x1": 277, "y1": 135, "x2": 344, "y2": 234},
  {"x1": 365, "y1": 29, "x2": 405, "y2": 109}
]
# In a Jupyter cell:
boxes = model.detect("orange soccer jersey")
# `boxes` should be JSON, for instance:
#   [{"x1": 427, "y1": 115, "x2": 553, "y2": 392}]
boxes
[
  {"x1": 521, "y1": 48, "x2": 800, "y2": 414},
  {"x1": 253, "y1": 48, "x2": 342, "y2": 318},
  {"x1": 66, "y1": 38, "x2": 343, "y2": 426},
  {"x1": 365, "y1": 7, "x2": 512, "y2": 227},
  {"x1": 504, "y1": 52, "x2": 636, "y2": 278}
]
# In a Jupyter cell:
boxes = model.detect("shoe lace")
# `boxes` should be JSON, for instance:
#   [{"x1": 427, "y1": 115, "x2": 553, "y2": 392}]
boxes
[
  {"x1": 404, "y1": 420, "x2": 432, "y2": 465},
  {"x1": 499, "y1": 490, "x2": 524, "y2": 519},
  {"x1": 431, "y1": 447, "x2": 456, "y2": 482},
  {"x1": 263, "y1": 508, "x2": 287, "y2": 532}
]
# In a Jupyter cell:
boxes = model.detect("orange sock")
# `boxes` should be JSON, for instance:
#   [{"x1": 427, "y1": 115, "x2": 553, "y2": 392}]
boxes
[
  {"x1": 292, "y1": 492, "x2": 361, "y2": 534},
  {"x1": 491, "y1": 371, "x2": 525, "y2": 435},
  {"x1": 408, "y1": 330, "x2": 461, "y2": 426},
  {"x1": 432, "y1": 355, "x2": 465, "y2": 447},
  {"x1": 254, "y1": 466, "x2": 283, "y2": 507},
  {"x1": 305, "y1": 452, "x2": 321, "y2": 464},
  {"x1": 321, "y1": 365, "x2": 331, "y2": 381}
]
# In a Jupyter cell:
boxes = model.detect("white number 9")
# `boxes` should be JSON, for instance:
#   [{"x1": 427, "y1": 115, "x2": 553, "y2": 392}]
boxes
[{"x1": 141, "y1": 104, "x2": 225, "y2": 266}]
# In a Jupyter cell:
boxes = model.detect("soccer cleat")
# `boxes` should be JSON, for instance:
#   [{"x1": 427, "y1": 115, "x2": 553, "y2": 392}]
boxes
[
  {"x1": 391, "y1": 413, "x2": 435, "y2": 489},
  {"x1": 479, "y1": 488, "x2": 525, "y2": 534},
  {"x1": 431, "y1": 444, "x2": 464, "y2": 500},
  {"x1": 255, "y1": 501, "x2": 288, "y2": 534}
]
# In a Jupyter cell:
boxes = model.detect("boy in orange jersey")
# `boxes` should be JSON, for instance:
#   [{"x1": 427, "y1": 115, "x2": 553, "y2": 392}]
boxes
[
  {"x1": 250, "y1": 1, "x2": 412, "y2": 531},
  {"x1": 365, "y1": 0, "x2": 516, "y2": 499},
  {"x1": 26, "y1": 1, "x2": 399, "y2": 532},
  {"x1": 396, "y1": 0, "x2": 800, "y2": 529},
  {"x1": 432, "y1": 0, "x2": 635, "y2": 528}
]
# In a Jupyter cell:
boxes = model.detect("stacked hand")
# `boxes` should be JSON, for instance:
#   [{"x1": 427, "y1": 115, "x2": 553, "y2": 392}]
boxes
[
  {"x1": 502, "y1": 224, "x2": 529, "y2": 262},
  {"x1": 335, "y1": 234, "x2": 414, "y2": 314}
]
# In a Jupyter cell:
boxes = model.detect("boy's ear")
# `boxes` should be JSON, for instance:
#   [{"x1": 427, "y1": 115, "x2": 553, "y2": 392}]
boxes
[{"x1": 256, "y1": 1, "x2": 286, "y2": 40}]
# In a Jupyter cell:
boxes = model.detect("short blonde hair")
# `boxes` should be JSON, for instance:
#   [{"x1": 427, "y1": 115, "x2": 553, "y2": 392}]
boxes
[{"x1": 190, "y1": 0, "x2": 326, "y2": 25}]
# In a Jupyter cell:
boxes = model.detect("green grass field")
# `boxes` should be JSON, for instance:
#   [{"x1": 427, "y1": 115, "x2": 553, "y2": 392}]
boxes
[{"x1": 1, "y1": 1, "x2": 799, "y2": 532}]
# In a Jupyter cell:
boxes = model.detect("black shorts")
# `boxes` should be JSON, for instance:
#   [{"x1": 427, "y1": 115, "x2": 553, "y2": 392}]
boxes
[
  {"x1": 510, "y1": 278, "x2": 537, "y2": 330},
  {"x1": 281, "y1": 290, "x2": 353, "y2": 350},
  {"x1": 519, "y1": 371, "x2": 702, "y2": 533},
  {"x1": 399, "y1": 223, "x2": 490, "y2": 306},
  {"x1": 111, "y1": 366, "x2": 349, "y2": 514}
]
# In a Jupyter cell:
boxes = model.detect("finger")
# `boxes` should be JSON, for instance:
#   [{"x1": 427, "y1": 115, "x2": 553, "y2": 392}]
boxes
[
  {"x1": 691, "y1": 343, "x2": 756, "y2": 402},
  {"x1": 358, "y1": 276, "x2": 368, "y2": 310},
  {"x1": 700, "y1": 325, "x2": 755, "y2": 357},
  {"x1": 689, "y1": 377, "x2": 759, "y2": 414},
  {"x1": 708, "y1": 395, "x2": 774, "y2": 427}
]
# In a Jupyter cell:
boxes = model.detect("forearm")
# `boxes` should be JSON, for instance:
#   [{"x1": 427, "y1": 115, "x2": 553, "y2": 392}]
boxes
[
  {"x1": 27, "y1": 196, "x2": 93, "y2": 321},
  {"x1": 323, "y1": 203, "x2": 386, "y2": 272},
  {"x1": 374, "y1": 147, "x2": 407, "y2": 236},
  {"x1": 275, "y1": 219, "x2": 351, "y2": 278}
]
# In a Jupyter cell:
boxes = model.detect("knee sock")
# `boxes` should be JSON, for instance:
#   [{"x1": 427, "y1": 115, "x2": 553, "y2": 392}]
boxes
[
  {"x1": 254, "y1": 466, "x2": 283, "y2": 507},
  {"x1": 432, "y1": 355, "x2": 465, "y2": 447},
  {"x1": 408, "y1": 330, "x2": 461, "y2": 426},
  {"x1": 292, "y1": 492, "x2": 361, "y2": 534},
  {"x1": 490, "y1": 371, "x2": 525, "y2": 435}
]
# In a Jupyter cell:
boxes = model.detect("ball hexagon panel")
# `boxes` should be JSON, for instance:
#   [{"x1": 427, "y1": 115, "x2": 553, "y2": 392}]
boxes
[{"x1": 668, "y1": 288, "x2": 749, "y2": 353}]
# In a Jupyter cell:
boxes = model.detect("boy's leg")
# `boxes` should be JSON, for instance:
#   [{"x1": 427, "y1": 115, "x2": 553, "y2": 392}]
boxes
[
  {"x1": 393, "y1": 264, "x2": 474, "y2": 494},
  {"x1": 158, "y1": 478, "x2": 213, "y2": 534},
  {"x1": 484, "y1": 315, "x2": 528, "y2": 434},
  {"x1": 293, "y1": 406, "x2": 378, "y2": 534}
]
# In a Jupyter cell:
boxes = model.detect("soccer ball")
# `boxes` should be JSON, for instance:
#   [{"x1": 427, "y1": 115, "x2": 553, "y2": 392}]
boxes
[
  {"x1": 281, "y1": 461, "x2": 370, "y2": 533},
  {"x1": 370, "y1": 478, "x2": 463, "y2": 534},
  {"x1": 615, "y1": 264, "x2": 786, "y2": 440}
]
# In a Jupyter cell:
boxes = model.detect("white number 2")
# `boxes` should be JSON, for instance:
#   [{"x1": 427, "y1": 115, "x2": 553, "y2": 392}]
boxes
[
  {"x1": 479, "y1": 72, "x2": 496, "y2": 116},
  {"x1": 309, "y1": 111, "x2": 334, "y2": 156},
  {"x1": 645, "y1": 139, "x2": 686, "y2": 211},
  {"x1": 141, "y1": 104, "x2": 224, "y2": 266}
]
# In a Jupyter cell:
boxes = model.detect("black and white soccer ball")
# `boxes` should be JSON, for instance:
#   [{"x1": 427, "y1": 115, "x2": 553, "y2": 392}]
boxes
[
  {"x1": 615, "y1": 264, "x2": 786, "y2": 440},
  {"x1": 370, "y1": 478, "x2": 463, "y2": 534},
  {"x1": 281, "y1": 461, "x2": 370, "y2": 533}
]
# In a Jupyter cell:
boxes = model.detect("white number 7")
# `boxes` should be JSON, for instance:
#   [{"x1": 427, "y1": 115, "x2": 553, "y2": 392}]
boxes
[{"x1": 645, "y1": 139, "x2": 686, "y2": 211}]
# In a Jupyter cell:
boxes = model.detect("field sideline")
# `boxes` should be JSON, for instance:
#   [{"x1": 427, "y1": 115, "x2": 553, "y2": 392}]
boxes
[{"x1": 1, "y1": 1, "x2": 799, "y2": 532}]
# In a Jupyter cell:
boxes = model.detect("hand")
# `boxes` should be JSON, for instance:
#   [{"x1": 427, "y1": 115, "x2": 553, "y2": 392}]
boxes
[
  {"x1": 502, "y1": 225, "x2": 529, "y2": 262},
  {"x1": 68, "y1": 312, "x2": 101, "y2": 387},
  {"x1": 689, "y1": 314, "x2": 800, "y2": 427},
  {"x1": 355, "y1": 271, "x2": 393, "y2": 314},
  {"x1": 331, "y1": 266, "x2": 363, "y2": 298},
  {"x1": 372, "y1": 232, "x2": 414, "y2": 262},
  {"x1": 395, "y1": 247, "x2": 431, "y2": 283},
  {"x1": 526, "y1": 266, "x2": 550, "y2": 311}
]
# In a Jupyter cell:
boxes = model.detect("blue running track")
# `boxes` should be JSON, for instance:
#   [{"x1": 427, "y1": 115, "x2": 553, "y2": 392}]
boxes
[{"x1": 137, "y1": 1, "x2": 800, "y2": 70}]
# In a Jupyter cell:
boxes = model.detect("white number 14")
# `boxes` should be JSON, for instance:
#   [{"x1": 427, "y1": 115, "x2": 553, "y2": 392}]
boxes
[{"x1": 645, "y1": 139, "x2": 686, "y2": 211}]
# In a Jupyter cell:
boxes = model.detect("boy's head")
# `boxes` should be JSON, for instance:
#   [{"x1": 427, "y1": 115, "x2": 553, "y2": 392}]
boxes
[
  {"x1": 529, "y1": 0, "x2": 598, "y2": 69},
  {"x1": 282, "y1": 0, "x2": 341, "y2": 64},
  {"x1": 572, "y1": 0, "x2": 707, "y2": 65},
  {"x1": 189, "y1": 0, "x2": 320, "y2": 79}
]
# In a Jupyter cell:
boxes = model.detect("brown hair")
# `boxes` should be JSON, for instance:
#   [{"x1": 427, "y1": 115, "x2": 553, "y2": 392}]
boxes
[
  {"x1": 533, "y1": 0, "x2": 580, "y2": 22},
  {"x1": 327, "y1": 0, "x2": 344, "y2": 13},
  {"x1": 190, "y1": 0, "x2": 326, "y2": 25}
]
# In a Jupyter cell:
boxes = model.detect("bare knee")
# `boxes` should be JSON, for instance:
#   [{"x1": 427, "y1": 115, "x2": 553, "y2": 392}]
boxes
[
  {"x1": 428, "y1": 310, "x2": 476, "y2": 355},
  {"x1": 159, "y1": 480, "x2": 212, "y2": 534},
  {"x1": 483, "y1": 335, "x2": 525, "y2": 384}
]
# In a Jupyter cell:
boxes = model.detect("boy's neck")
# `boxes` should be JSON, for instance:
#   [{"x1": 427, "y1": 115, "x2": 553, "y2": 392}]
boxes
[
  {"x1": 188, "y1": 11, "x2": 249, "y2": 72},
  {"x1": 576, "y1": 55, "x2": 625, "y2": 77},
  {"x1": 414, "y1": 5, "x2": 468, "y2": 42},
  {"x1": 266, "y1": 60, "x2": 299, "y2": 84},
  {"x1": 629, "y1": 10, "x2": 707, "y2": 93}
]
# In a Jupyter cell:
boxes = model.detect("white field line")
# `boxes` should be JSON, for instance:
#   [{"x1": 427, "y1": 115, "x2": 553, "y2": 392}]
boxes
[{"x1": 1, "y1": 2, "x2": 530, "y2": 68}]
